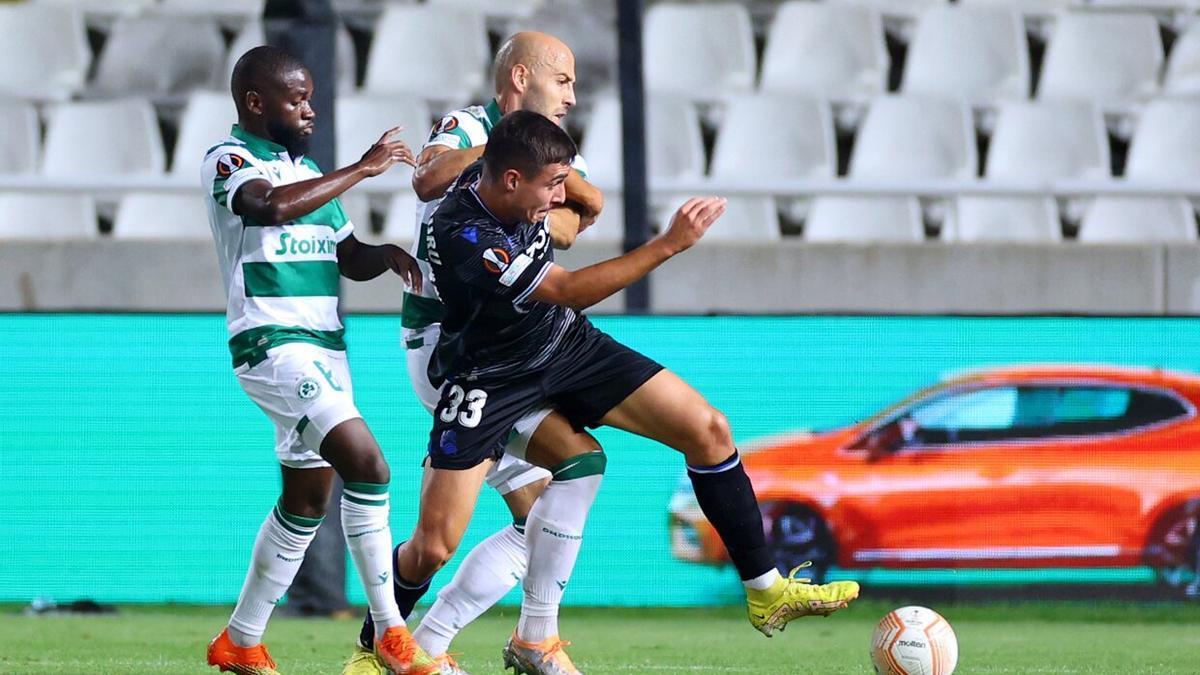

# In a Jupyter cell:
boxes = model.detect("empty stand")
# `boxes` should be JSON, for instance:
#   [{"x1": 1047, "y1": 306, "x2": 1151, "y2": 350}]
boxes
[
  {"x1": 42, "y1": 99, "x2": 166, "y2": 177},
  {"x1": 1126, "y1": 99, "x2": 1200, "y2": 179},
  {"x1": 851, "y1": 96, "x2": 977, "y2": 179},
  {"x1": 380, "y1": 190, "x2": 421, "y2": 244},
  {"x1": 225, "y1": 19, "x2": 358, "y2": 94},
  {"x1": 428, "y1": 0, "x2": 544, "y2": 19},
  {"x1": 660, "y1": 194, "x2": 782, "y2": 242},
  {"x1": 902, "y1": 6, "x2": 1030, "y2": 101},
  {"x1": 0, "y1": 4, "x2": 90, "y2": 100},
  {"x1": 113, "y1": 191, "x2": 211, "y2": 239},
  {"x1": 0, "y1": 193, "x2": 97, "y2": 239},
  {"x1": 364, "y1": 5, "x2": 489, "y2": 105},
  {"x1": 710, "y1": 95, "x2": 836, "y2": 182},
  {"x1": 643, "y1": 3, "x2": 756, "y2": 100},
  {"x1": 0, "y1": 100, "x2": 40, "y2": 175},
  {"x1": 92, "y1": 15, "x2": 225, "y2": 96},
  {"x1": 172, "y1": 91, "x2": 238, "y2": 179},
  {"x1": 805, "y1": 196, "x2": 924, "y2": 242},
  {"x1": 1039, "y1": 12, "x2": 1163, "y2": 104},
  {"x1": 946, "y1": 197, "x2": 1062, "y2": 242},
  {"x1": 760, "y1": 2, "x2": 889, "y2": 100},
  {"x1": 335, "y1": 96, "x2": 431, "y2": 175},
  {"x1": 1078, "y1": 197, "x2": 1197, "y2": 242},
  {"x1": 825, "y1": 0, "x2": 947, "y2": 20},
  {"x1": 581, "y1": 96, "x2": 706, "y2": 189},
  {"x1": 986, "y1": 100, "x2": 1110, "y2": 180},
  {"x1": 1164, "y1": 19, "x2": 1200, "y2": 97}
]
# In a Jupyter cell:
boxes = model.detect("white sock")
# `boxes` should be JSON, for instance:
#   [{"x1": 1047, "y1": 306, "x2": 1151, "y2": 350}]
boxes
[
  {"x1": 415, "y1": 523, "x2": 527, "y2": 656},
  {"x1": 743, "y1": 568, "x2": 782, "y2": 591},
  {"x1": 517, "y1": 453, "x2": 605, "y2": 643},
  {"x1": 227, "y1": 502, "x2": 321, "y2": 647},
  {"x1": 341, "y1": 481, "x2": 403, "y2": 638}
]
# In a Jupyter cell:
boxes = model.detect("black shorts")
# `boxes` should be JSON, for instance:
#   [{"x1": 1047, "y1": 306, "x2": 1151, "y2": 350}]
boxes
[{"x1": 426, "y1": 318, "x2": 662, "y2": 471}]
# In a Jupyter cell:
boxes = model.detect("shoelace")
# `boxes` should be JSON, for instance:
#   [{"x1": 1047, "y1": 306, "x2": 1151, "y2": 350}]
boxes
[
  {"x1": 380, "y1": 632, "x2": 418, "y2": 664},
  {"x1": 538, "y1": 639, "x2": 573, "y2": 665},
  {"x1": 787, "y1": 561, "x2": 815, "y2": 584}
]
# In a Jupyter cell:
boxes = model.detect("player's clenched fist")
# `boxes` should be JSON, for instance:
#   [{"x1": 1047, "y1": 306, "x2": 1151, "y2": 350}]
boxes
[
  {"x1": 358, "y1": 126, "x2": 417, "y2": 176},
  {"x1": 660, "y1": 196, "x2": 727, "y2": 255}
]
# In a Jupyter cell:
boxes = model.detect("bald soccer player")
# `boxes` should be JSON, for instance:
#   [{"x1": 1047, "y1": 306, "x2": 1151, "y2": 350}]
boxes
[
  {"x1": 344, "y1": 33, "x2": 603, "y2": 675},
  {"x1": 202, "y1": 46, "x2": 441, "y2": 675}
]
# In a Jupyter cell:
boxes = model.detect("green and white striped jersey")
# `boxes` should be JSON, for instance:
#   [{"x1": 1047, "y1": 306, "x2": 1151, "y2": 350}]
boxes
[
  {"x1": 202, "y1": 124, "x2": 355, "y2": 368},
  {"x1": 402, "y1": 99, "x2": 589, "y2": 344}
]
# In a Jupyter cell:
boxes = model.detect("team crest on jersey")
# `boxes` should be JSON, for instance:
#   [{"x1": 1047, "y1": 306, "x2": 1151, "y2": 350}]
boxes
[
  {"x1": 296, "y1": 377, "x2": 322, "y2": 401},
  {"x1": 482, "y1": 247, "x2": 511, "y2": 274},
  {"x1": 215, "y1": 153, "x2": 245, "y2": 177},
  {"x1": 430, "y1": 115, "x2": 459, "y2": 139}
]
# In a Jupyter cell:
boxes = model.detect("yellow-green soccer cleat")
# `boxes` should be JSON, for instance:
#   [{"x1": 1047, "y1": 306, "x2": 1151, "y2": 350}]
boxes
[
  {"x1": 342, "y1": 645, "x2": 386, "y2": 675},
  {"x1": 746, "y1": 563, "x2": 860, "y2": 637}
]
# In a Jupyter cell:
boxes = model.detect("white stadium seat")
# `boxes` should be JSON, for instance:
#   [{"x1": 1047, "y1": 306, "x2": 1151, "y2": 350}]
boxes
[
  {"x1": 428, "y1": 0, "x2": 544, "y2": 20},
  {"x1": 1164, "y1": 20, "x2": 1200, "y2": 97},
  {"x1": 946, "y1": 197, "x2": 1061, "y2": 242},
  {"x1": 43, "y1": 99, "x2": 166, "y2": 177},
  {"x1": 33, "y1": 0, "x2": 155, "y2": 17},
  {"x1": 902, "y1": 6, "x2": 1030, "y2": 102},
  {"x1": 1039, "y1": 12, "x2": 1163, "y2": 104},
  {"x1": 580, "y1": 96, "x2": 706, "y2": 190},
  {"x1": 364, "y1": 5, "x2": 489, "y2": 105},
  {"x1": 0, "y1": 193, "x2": 97, "y2": 239},
  {"x1": 826, "y1": 0, "x2": 947, "y2": 20},
  {"x1": 92, "y1": 16, "x2": 226, "y2": 96},
  {"x1": 710, "y1": 95, "x2": 836, "y2": 182},
  {"x1": 643, "y1": 3, "x2": 756, "y2": 101},
  {"x1": 805, "y1": 196, "x2": 924, "y2": 242},
  {"x1": 380, "y1": 190, "x2": 421, "y2": 245},
  {"x1": 158, "y1": 0, "x2": 266, "y2": 21},
  {"x1": 339, "y1": 191, "x2": 373, "y2": 239},
  {"x1": 172, "y1": 91, "x2": 238, "y2": 179},
  {"x1": 957, "y1": 0, "x2": 1076, "y2": 16},
  {"x1": 1078, "y1": 197, "x2": 1197, "y2": 242},
  {"x1": 851, "y1": 96, "x2": 977, "y2": 179},
  {"x1": 113, "y1": 191, "x2": 212, "y2": 239},
  {"x1": 986, "y1": 100, "x2": 1110, "y2": 180},
  {"x1": 225, "y1": 20, "x2": 359, "y2": 94},
  {"x1": 0, "y1": 4, "x2": 89, "y2": 100},
  {"x1": 659, "y1": 194, "x2": 781, "y2": 243},
  {"x1": 0, "y1": 100, "x2": 40, "y2": 175},
  {"x1": 1126, "y1": 99, "x2": 1200, "y2": 179},
  {"x1": 760, "y1": 2, "x2": 889, "y2": 100},
  {"x1": 578, "y1": 193, "x2": 624, "y2": 244},
  {"x1": 335, "y1": 96, "x2": 431, "y2": 180}
]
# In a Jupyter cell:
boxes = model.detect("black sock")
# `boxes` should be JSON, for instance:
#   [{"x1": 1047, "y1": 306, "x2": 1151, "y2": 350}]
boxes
[{"x1": 687, "y1": 451, "x2": 774, "y2": 581}]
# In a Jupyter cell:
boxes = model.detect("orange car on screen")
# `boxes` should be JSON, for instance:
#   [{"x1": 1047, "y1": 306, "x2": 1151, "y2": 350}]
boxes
[{"x1": 669, "y1": 365, "x2": 1200, "y2": 592}]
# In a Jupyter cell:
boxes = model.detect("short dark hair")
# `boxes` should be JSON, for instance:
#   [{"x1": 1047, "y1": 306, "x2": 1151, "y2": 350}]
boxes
[
  {"x1": 231, "y1": 45, "x2": 307, "y2": 101},
  {"x1": 483, "y1": 110, "x2": 577, "y2": 178}
]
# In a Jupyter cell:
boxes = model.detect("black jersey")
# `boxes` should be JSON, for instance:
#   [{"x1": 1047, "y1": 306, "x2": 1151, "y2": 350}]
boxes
[{"x1": 425, "y1": 161, "x2": 578, "y2": 386}]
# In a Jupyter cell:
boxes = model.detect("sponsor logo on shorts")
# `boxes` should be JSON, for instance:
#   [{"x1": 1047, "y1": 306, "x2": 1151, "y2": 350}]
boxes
[
  {"x1": 438, "y1": 429, "x2": 459, "y2": 455},
  {"x1": 297, "y1": 377, "x2": 322, "y2": 400}
]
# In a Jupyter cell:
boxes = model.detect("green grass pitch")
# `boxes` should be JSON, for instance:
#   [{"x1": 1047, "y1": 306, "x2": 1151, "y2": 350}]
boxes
[{"x1": 2, "y1": 600, "x2": 1198, "y2": 673}]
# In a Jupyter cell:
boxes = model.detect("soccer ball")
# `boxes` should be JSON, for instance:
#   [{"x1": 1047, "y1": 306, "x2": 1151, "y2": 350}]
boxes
[{"x1": 870, "y1": 605, "x2": 958, "y2": 675}]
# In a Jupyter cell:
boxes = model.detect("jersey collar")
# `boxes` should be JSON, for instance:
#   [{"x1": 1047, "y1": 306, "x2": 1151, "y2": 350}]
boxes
[
  {"x1": 231, "y1": 124, "x2": 289, "y2": 158},
  {"x1": 483, "y1": 99, "x2": 502, "y2": 130}
]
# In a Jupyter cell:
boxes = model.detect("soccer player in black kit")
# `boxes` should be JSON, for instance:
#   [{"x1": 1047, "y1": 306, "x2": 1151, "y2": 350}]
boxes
[{"x1": 411, "y1": 110, "x2": 859, "y2": 674}]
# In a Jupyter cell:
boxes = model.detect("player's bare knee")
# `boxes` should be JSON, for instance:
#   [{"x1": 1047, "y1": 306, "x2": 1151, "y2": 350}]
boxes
[
  {"x1": 683, "y1": 407, "x2": 735, "y2": 465},
  {"x1": 408, "y1": 531, "x2": 456, "y2": 577}
]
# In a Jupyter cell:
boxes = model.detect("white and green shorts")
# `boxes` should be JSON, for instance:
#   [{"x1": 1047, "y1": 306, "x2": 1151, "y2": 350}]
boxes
[
  {"x1": 235, "y1": 342, "x2": 361, "y2": 469},
  {"x1": 406, "y1": 326, "x2": 552, "y2": 495}
]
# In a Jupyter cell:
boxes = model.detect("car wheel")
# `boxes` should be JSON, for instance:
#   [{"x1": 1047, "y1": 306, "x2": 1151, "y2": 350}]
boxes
[
  {"x1": 761, "y1": 502, "x2": 835, "y2": 583},
  {"x1": 1149, "y1": 498, "x2": 1199, "y2": 597}
]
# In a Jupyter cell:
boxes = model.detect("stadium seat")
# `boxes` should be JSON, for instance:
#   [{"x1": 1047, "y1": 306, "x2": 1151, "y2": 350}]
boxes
[
  {"x1": 580, "y1": 95, "x2": 706, "y2": 190},
  {"x1": 578, "y1": 193, "x2": 624, "y2": 244},
  {"x1": 0, "y1": 193, "x2": 97, "y2": 239},
  {"x1": 427, "y1": 0, "x2": 544, "y2": 20},
  {"x1": 339, "y1": 191, "x2": 373, "y2": 238},
  {"x1": 92, "y1": 15, "x2": 225, "y2": 96},
  {"x1": 825, "y1": 0, "x2": 946, "y2": 21},
  {"x1": 805, "y1": 196, "x2": 924, "y2": 242},
  {"x1": 172, "y1": 91, "x2": 237, "y2": 179},
  {"x1": 1126, "y1": 99, "x2": 1200, "y2": 179},
  {"x1": 33, "y1": 0, "x2": 155, "y2": 17},
  {"x1": 225, "y1": 19, "x2": 358, "y2": 94},
  {"x1": 850, "y1": 96, "x2": 977, "y2": 180},
  {"x1": 957, "y1": 0, "x2": 1076, "y2": 15},
  {"x1": 986, "y1": 100, "x2": 1110, "y2": 180},
  {"x1": 380, "y1": 190, "x2": 421, "y2": 245},
  {"x1": 1077, "y1": 197, "x2": 1197, "y2": 242},
  {"x1": 113, "y1": 191, "x2": 211, "y2": 239},
  {"x1": 710, "y1": 95, "x2": 835, "y2": 182},
  {"x1": 1164, "y1": 20, "x2": 1200, "y2": 97},
  {"x1": 946, "y1": 197, "x2": 1061, "y2": 242},
  {"x1": 335, "y1": 96, "x2": 431, "y2": 179},
  {"x1": 643, "y1": 3, "x2": 756, "y2": 101},
  {"x1": 158, "y1": 0, "x2": 266, "y2": 21},
  {"x1": 364, "y1": 5, "x2": 489, "y2": 105},
  {"x1": 760, "y1": 2, "x2": 889, "y2": 100},
  {"x1": 902, "y1": 6, "x2": 1030, "y2": 102},
  {"x1": 1038, "y1": 12, "x2": 1163, "y2": 104},
  {"x1": 0, "y1": 100, "x2": 40, "y2": 175},
  {"x1": 659, "y1": 194, "x2": 781, "y2": 242},
  {"x1": 42, "y1": 99, "x2": 166, "y2": 177},
  {"x1": 0, "y1": 4, "x2": 89, "y2": 100}
]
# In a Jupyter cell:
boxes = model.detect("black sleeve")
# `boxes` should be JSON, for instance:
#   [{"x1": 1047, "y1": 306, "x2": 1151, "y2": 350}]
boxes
[{"x1": 436, "y1": 221, "x2": 553, "y2": 303}]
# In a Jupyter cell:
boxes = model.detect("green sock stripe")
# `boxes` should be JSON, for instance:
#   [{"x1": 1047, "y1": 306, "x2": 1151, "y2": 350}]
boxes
[
  {"x1": 272, "y1": 506, "x2": 321, "y2": 536},
  {"x1": 274, "y1": 502, "x2": 324, "y2": 528},
  {"x1": 343, "y1": 492, "x2": 388, "y2": 507},
  {"x1": 550, "y1": 452, "x2": 607, "y2": 481},
  {"x1": 344, "y1": 481, "x2": 388, "y2": 495},
  {"x1": 295, "y1": 415, "x2": 310, "y2": 436},
  {"x1": 512, "y1": 516, "x2": 527, "y2": 534}
]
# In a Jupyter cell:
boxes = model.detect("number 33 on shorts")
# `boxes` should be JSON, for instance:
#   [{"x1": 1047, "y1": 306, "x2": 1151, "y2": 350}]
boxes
[{"x1": 439, "y1": 384, "x2": 488, "y2": 428}]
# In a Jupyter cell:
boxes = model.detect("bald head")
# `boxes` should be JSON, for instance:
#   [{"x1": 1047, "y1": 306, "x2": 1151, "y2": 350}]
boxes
[{"x1": 493, "y1": 32, "x2": 577, "y2": 125}]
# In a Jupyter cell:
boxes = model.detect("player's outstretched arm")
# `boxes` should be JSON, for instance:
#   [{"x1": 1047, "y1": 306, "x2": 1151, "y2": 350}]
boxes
[
  {"x1": 411, "y1": 144, "x2": 487, "y2": 201},
  {"x1": 233, "y1": 127, "x2": 415, "y2": 225},
  {"x1": 532, "y1": 196, "x2": 725, "y2": 310},
  {"x1": 336, "y1": 233, "x2": 423, "y2": 291}
]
